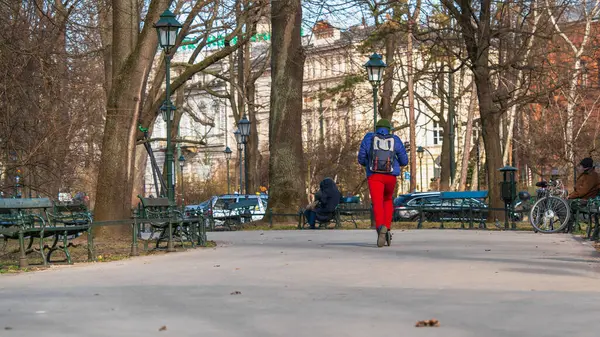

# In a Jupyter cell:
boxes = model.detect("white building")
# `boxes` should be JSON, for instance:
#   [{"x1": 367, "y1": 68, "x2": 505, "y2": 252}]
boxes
[{"x1": 144, "y1": 19, "x2": 475, "y2": 197}]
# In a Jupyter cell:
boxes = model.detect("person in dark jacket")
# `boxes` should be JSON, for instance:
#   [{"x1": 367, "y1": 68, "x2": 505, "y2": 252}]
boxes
[
  {"x1": 358, "y1": 119, "x2": 408, "y2": 247},
  {"x1": 304, "y1": 177, "x2": 342, "y2": 229},
  {"x1": 568, "y1": 157, "x2": 600, "y2": 200}
]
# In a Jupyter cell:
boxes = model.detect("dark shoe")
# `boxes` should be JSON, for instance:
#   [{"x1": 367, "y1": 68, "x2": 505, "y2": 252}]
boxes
[
  {"x1": 386, "y1": 230, "x2": 392, "y2": 246},
  {"x1": 377, "y1": 226, "x2": 387, "y2": 248}
]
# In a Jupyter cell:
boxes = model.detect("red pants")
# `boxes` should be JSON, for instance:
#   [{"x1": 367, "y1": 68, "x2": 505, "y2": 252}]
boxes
[{"x1": 368, "y1": 174, "x2": 397, "y2": 230}]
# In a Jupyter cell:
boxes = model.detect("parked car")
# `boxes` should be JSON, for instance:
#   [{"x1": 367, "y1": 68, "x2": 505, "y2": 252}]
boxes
[
  {"x1": 394, "y1": 192, "x2": 488, "y2": 222},
  {"x1": 211, "y1": 194, "x2": 269, "y2": 226},
  {"x1": 393, "y1": 192, "x2": 441, "y2": 221},
  {"x1": 184, "y1": 198, "x2": 214, "y2": 218}
]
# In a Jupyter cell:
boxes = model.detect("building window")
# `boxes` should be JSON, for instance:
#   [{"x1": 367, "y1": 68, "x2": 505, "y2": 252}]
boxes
[{"x1": 432, "y1": 121, "x2": 443, "y2": 145}]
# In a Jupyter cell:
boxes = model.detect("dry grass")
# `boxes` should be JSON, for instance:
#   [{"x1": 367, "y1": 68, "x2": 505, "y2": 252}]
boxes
[{"x1": 0, "y1": 235, "x2": 215, "y2": 274}]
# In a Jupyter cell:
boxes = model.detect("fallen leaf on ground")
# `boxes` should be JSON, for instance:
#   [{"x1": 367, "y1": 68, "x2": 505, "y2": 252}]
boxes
[
  {"x1": 159, "y1": 326, "x2": 167, "y2": 331},
  {"x1": 230, "y1": 291, "x2": 242, "y2": 295},
  {"x1": 415, "y1": 319, "x2": 440, "y2": 327}
]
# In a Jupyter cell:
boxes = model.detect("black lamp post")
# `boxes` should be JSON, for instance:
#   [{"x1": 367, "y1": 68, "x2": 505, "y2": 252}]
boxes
[
  {"x1": 178, "y1": 155, "x2": 185, "y2": 207},
  {"x1": 364, "y1": 53, "x2": 387, "y2": 131},
  {"x1": 154, "y1": 9, "x2": 182, "y2": 205},
  {"x1": 234, "y1": 129, "x2": 243, "y2": 194},
  {"x1": 417, "y1": 146, "x2": 425, "y2": 191},
  {"x1": 238, "y1": 116, "x2": 251, "y2": 195},
  {"x1": 224, "y1": 146, "x2": 232, "y2": 194}
]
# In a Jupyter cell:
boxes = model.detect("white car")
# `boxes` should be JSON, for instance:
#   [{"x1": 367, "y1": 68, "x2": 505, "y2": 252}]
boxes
[{"x1": 211, "y1": 194, "x2": 268, "y2": 226}]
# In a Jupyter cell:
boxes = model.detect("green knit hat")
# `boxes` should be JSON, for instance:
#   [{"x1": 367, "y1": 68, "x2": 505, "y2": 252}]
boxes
[{"x1": 376, "y1": 119, "x2": 392, "y2": 130}]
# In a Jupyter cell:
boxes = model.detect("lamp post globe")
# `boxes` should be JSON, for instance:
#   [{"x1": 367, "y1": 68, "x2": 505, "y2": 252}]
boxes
[
  {"x1": 224, "y1": 146, "x2": 232, "y2": 160},
  {"x1": 154, "y1": 9, "x2": 182, "y2": 52},
  {"x1": 178, "y1": 154, "x2": 185, "y2": 169},
  {"x1": 364, "y1": 53, "x2": 387, "y2": 132},
  {"x1": 224, "y1": 146, "x2": 232, "y2": 194},
  {"x1": 238, "y1": 116, "x2": 251, "y2": 138},
  {"x1": 364, "y1": 53, "x2": 387, "y2": 84},
  {"x1": 417, "y1": 146, "x2": 425, "y2": 159},
  {"x1": 234, "y1": 129, "x2": 242, "y2": 146}
]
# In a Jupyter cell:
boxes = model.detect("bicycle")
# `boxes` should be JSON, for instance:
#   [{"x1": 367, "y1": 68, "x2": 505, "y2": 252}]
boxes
[{"x1": 529, "y1": 179, "x2": 571, "y2": 233}]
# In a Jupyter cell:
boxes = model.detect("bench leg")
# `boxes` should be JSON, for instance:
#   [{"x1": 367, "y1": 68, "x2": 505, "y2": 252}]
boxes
[
  {"x1": 592, "y1": 214, "x2": 600, "y2": 241},
  {"x1": 39, "y1": 234, "x2": 47, "y2": 266},
  {"x1": 87, "y1": 228, "x2": 95, "y2": 262},
  {"x1": 131, "y1": 221, "x2": 139, "y2": 256},
  {"x1": 199, "y1": 220, "x2": 207, "y2": 246},
  {"x1": 63, "y1": 231, "x2": 72, "y2": 264},
  {"x1": 189, "y1": 222, "x2": 197, "y2": 248},
  {"x1": 167, "y1": 222, "x2": 175, "y2": 252},
  {"x1": 18, "y1": 231, "x2": 28, "y2": 269}
]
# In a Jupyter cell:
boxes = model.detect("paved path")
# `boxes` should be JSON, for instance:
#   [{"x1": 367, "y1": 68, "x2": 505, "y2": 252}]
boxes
[{"x1": 1, "y1": 230, "x2": 600, "y2": 336}]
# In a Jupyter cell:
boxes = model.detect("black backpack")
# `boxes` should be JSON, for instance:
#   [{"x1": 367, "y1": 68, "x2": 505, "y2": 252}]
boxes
[{"x1": 369, "y1": 134, "x2": 395, "y2": 173}]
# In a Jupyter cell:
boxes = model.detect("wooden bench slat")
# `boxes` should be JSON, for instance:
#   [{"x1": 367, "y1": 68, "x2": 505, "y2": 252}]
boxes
[{"x1": 0, "y1": 198, "x2": 53, "y2": 209}]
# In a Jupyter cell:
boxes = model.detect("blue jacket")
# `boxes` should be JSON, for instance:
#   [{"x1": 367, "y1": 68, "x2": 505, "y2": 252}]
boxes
[{"x1": 358, "y1": 128, "x2": 408, "y2": 177}]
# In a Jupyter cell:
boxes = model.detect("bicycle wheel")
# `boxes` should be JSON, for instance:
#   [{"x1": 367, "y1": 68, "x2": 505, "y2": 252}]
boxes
[{"x1": 530, "y1": 196, "x2": 570, "y2": 233}]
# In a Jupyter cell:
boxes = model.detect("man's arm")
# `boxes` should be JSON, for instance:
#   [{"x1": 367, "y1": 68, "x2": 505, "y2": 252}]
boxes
[
  {"x1": 357, "y1": 134, "x2": 370, "y2": 167},
  {"x1": 568, "y1": 175, "x2": 589, "y2": 199}
]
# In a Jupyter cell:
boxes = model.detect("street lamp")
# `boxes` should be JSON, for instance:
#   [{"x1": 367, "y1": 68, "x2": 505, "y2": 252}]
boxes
[
  {"x1": 178, "y1": 155, "x2": 185, "y2": 207},
  {"x1": 417, "y1": 147, "x2": 425, "y2": 191},
  {"x1": 224, "y1": 146, "x2": 232, "y2": 194},
  {"x1": 234, "y1": 129, "x2": 243, "y2": 194},
  {"x1": 238, "y1": 116, "x2": 251, "y2": 195},
  {"x1": 364, "y1": 53, "x2": 387, "y2": 131},
  {"x1": 154, "y1": 9, "x2": 182, "y2": 205}
]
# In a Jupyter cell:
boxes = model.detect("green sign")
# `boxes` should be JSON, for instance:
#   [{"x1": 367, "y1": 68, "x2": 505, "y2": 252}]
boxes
[{"x1": 179, "y1": 29, "x2": 305, "y2": 51}]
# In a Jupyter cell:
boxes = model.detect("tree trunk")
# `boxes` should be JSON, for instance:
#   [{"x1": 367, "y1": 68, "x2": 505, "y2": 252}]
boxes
[
  {"x1": 267, "y1": 0, "x2": 306, "y2": 216},
  {"x1": 94, "y1": 0, "x2": 167, "y2": 230},
  {"x1": 407, "y1": 21, "x2": 417, "y2": 192},
  {"x1": 380, "y1": 34, "x2": 396, "y2": 120},
  {"x1": 439, "y1": 115, "x2": 451, "y2": 191},
  {"x1": 97, "y1": 0, "x2": 113, "y2": 97},
  {"x1": 459, "y1": 82, "x2": 476, "y2": 191},
  {"x1": 475, "y1": 68, "x2": 504, "y2": 218}
]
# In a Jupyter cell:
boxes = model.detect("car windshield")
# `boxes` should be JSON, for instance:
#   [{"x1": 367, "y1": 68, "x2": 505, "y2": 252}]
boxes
[
  {"x1": 394, "y1": 195, "x2": 411, "y2": 206},
  {"x1": 213, "y1": 197, "x2": 259, "y2": 210},
  {"x1": 408, "y1": 197, "x2": 441, "y2": 206}
]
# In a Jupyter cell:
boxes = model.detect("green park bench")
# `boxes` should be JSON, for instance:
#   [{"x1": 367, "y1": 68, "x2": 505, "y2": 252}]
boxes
[
  {"x1": 0, "y1": 198, "x2": 93, "y2": 267},
  {"x1": 133, "y1": 196, "x2": 204, "y2": 253},
  {"x1": 569, "y1": 196, "x2": 600, "y2": 240},
  {"x1": 213, "y1": 199, "x2": 257, "y2": 231},
  {"x1": 336, "y1": 196, "x2": 368, "y2": 229},
  {"x1": 46, "y1": 201, "x2": 94, "y2": 263}
]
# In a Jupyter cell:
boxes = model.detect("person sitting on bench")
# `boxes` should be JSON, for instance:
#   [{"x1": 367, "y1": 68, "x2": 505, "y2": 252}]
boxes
[{"x1": 304, "y1": 178, "x2": 341, "y2": 229}]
